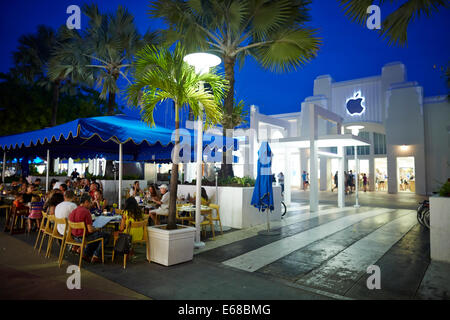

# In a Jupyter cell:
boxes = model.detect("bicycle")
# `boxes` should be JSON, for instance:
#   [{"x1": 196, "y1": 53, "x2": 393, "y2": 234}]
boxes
[
  {"x1": 417, "y1": 200, "x2": 429, "y2": 229},
  {"x1": 281, "y1": 201, "x2": 287, "y2": 217}
]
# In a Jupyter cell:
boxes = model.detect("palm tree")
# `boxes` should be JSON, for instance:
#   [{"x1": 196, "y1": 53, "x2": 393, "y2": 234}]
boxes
[
  {"x1": 339, "y1": 0, "x2": 449, "y2": 46},
  {"x1": 149, "y1": 0, "x2": 321, "y2": 178},
  {"x1": 54, "y1": 4, "x2": 159, "y2": 115},
  {"x1": 127, "y1": 44, "x2": 228, "y2": 230},
  {"x1": 11, "y1": 25, "x2": 62, "y2": 127}
]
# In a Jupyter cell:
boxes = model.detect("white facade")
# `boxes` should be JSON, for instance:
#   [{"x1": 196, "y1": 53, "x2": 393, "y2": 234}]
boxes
[{"x1": 245, "y1": 62, "x2": 450, "y2": 196}]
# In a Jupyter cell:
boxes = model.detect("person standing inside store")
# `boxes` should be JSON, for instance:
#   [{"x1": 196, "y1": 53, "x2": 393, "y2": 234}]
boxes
[
  {"x1": 277, "y1": 172, "x2": 285, "y2": 194},
  {"x1": 302, "y1": 171, "x2": 308, "y2": 191},
  {"x1": 363, "y1": 173, "x2": 368, "y2": 192},
  {"x1": 332, "y1": 172, "x2": 338, "y2": 192}
]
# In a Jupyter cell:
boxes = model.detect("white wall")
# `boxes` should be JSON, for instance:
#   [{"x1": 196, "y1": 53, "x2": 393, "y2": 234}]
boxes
[{"x1": 424, "y1": 97, "x2": 450, "y2": 193}]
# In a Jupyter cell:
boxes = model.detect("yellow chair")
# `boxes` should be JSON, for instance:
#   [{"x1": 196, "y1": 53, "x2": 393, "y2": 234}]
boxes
[
  {"x1": 209, "y1": 204, "x2": 223, "y2": 235},
  {"x1": 45, "y1": 217, "x2": 67, "y2": 260},
  {"x1": 189, "y1": 208, "x2": 215, "y2": 240},
  {"x1": 112, "y1": 220, "x2": 149, "y2": 269},
  {"x1": 38, "y1": 214, "x2": 55, "y2": 255},
  {"x1": 176, "y1": 204, "x2": 193, "y2": 225},
  {"x1": 1, "y1": 204, "x2": 11, "y2": 232},
  {"x1": 34, "y1": 211, "x2": 48, "y2": 249},
  {"x1": 0, "y1": 204, "x2": 10, "y2": 225},
  {"x1": 58, "y1": 221, "x2": 104, "y2": 269}
]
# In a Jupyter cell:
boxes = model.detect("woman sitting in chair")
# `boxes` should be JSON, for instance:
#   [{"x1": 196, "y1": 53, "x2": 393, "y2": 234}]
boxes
[
  {"x1": 190, "y1": 187, "x2": 210, "y2": 206},
  {"x1": 92, "y1": 190, "x2": 107, "y2": 213},
  {"x1": 118, "y1": 197, "x2": 145, "y2": 244}
]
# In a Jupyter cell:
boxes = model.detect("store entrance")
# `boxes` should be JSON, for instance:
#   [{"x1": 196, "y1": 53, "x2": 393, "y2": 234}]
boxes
[
  {"x1": 397, "y1": 157, "x2": 415, "y2": 193},
  {"x1": 375, "y1": 158, "x2": 388, "y2": 192},
  {"x1": 348, "y1": 159, "x2": 369, "y2": 191}
]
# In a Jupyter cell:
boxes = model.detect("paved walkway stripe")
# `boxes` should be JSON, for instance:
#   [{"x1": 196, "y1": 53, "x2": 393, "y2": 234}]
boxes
[
  {"x1": 296, "y1": 211, "x2": 417, "y2": 294},
  {"x1": 222, "y1": 207, "x2": 394, "y2": 272},
  {"x1": 256, "y1": 209, "x2": 410, "y2": 281},
  {"x1": 197, "y1": 206, "x2": 372, "y2": 262},
  {"x1": 195, "y1": 204, "x2": 334, "y2": 255}
]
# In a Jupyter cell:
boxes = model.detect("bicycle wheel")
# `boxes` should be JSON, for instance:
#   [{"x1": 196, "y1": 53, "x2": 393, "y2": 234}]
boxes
[
  {"x1": 281, "y1": 201, "x2": 287, "y2": 217},
  {"x1": 417, "y1": 203, "x2": 425, "y2": 226},
  {"x1": 423, "y1": 208, "x2": 430, "y2": 229}
]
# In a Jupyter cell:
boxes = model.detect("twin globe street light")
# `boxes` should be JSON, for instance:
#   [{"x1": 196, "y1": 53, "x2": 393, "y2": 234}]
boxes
[{"x1": 183, "y1": 52, "x2": 221, "y2": 248}]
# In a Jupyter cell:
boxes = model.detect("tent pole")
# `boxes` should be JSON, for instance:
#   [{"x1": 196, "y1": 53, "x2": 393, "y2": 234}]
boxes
[
  {"x1": 119, "y1": 143, "x2": 123, "y2": 210},
  {"x1": 2, "y1": 151, "x2": 5, "y2": 183},
  {"x1": 46, "y1": 149, "x2": 50, "y2": 192},
  {"x1": 195, "y1": 112, "x2": 204, "y2": 248}
]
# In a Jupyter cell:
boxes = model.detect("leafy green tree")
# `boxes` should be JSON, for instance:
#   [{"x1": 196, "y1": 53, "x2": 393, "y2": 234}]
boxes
[
  {"x1": 11, "y1": 25, "x2": 66, "y2": 127},
  {"x1": 127, "y1": 44, "x2": 228, "y2": 230},
  {"x1": 149, "y1": 0, "x2": 321, "y2": 178},
  {"x1": 52, "y1": 4, "x2": 159, "y2": 115},
  {"x1": 339, "y1": 0, "x2": 449, "y2": 46},
  {"x1": 0, "y1": 72, "x2": 106, "y2": 136}
]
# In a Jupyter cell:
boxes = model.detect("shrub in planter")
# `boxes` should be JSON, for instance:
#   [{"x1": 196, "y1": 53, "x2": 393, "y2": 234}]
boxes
[{"x1": 437, "y1": 179, "x2": 450, "y2": 197}]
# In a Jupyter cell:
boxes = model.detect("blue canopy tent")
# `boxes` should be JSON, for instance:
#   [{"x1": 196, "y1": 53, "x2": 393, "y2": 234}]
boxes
[{"x1": 0, "y1": 115, "x2": 238, "y2": 207}]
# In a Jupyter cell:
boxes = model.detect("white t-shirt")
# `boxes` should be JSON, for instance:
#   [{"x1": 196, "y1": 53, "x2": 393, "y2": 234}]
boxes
[{"x1": 55, "y1": 201, "x2": 78, "y2": 235}]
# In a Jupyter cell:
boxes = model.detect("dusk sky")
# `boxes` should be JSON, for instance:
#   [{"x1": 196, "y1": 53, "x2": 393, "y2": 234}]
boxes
[{"x1": 1, "y1": 0, "x2": 449, "y2": 123}]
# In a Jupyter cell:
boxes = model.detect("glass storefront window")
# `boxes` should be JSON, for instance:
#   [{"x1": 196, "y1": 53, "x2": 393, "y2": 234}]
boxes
[{"x1": 374, "y1": 132, "x2": 386, "y2": 155}]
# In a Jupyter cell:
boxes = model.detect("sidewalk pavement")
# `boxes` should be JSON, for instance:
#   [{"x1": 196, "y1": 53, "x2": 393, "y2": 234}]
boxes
[
  {"x1": 291, "y1": 189, "x2": 427, "y2": 210},
  {"x1": 0, "y1": 231, "x2": 150, "y2": 300}
]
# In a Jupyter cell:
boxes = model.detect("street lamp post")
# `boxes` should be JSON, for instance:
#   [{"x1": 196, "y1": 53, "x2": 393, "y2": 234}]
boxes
[
  {"x1": 347, "y1": 125, "x2": 364, "y2": 208},
  {"x1": 183, "y1": 52, "x2": 221, "y2": 248}
]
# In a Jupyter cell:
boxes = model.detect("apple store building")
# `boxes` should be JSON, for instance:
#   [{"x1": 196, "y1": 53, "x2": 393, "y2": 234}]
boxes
[{"x1": 241, "y1": 62, "x2": 449, "y2": 196}]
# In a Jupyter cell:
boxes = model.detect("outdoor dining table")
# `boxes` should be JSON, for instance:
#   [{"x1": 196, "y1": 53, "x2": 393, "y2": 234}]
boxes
[
  {"x1": 91, "y1": 213, "x2": 122, "y2": 229},
  {"x1": 177, "y1": 204, "x2": 212, "y2": 223}
]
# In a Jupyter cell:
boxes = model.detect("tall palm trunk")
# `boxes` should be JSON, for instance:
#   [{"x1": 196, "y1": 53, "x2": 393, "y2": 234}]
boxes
[
  {"x1": 221, "y1": 55, "x2": 235, "y2": 178},
  {"x1": 167, "y1": 102, "x2": 180, "y2": 230},
  {"x1": 108, "y1": 91, "x2": 116, "y2": 115}
]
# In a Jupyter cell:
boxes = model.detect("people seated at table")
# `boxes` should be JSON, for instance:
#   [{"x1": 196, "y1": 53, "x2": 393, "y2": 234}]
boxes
[
  {"x1": 28, "y1": 195, "x2": 44, "y2": 232},
  {"x1": 89, "y1": 182, "x2": 98, "y2": 199},
  {"x1": 91, "y1": 190, "x2": 107, "y2": 213},
  {"x1": 46, "y1": 192, "x2": 64, "y2": 215},
  {"x1": 130, "y1": 181, "x2": 142, "y2": 197},
  {"x1": 33, "y1": 178, "x2": 42, "y2": 189},
  {"x1": 22, "y1": 184, "x2": 35, "y2": 203},
  {"x1": 69, "y1": 193, "x2": 110, "y2": 263},
  {"x1": 55, "y1": 190, "x2": 77, "y2": 236},
  {"x1": 149, "y1": 184, "x2": 169, "y2": 225},
  {"x1": 64, "y1": 179, "x2": 73, "y2": 191},
  {"x1": 147, "y1": 185, "x2": 160, "y2": 203},
  {"x1": 190, "y1": 187, "x2": 210, "y2": 206},
  {"x1": 59, "y1": 183, "x2": 68, "y2": 193},
  {"x1": 13, "y1": 193, "x2": 27, "y2": 210},
  {"x1": 118, "y1": 197, "x2": 145, "y2": 244},
  {"x1": 50, "y1": 179, "x2": 58, "y2": 191}
]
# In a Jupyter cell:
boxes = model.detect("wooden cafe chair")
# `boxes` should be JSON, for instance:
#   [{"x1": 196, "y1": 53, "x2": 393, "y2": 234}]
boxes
[
  {"x1": 38, "y1": 214, "x2": 55, "y2": 255},
  {"x1": 59, "y1": 221, "x2": 104, "y2": 269},
  {"x1": 34, "y1": 211, "x2": 48, "y2": 249},
  {"x1": 112, "y1": 220, "x2": 150, "y2": 269},
  {"x1": 45, "y1": 217, "x2": 68, "y2": 261},
  {"x1": 189, "y1": 208, "x2": 215, "y2": 240},
  {"x1": 208, "y1": 204, "x2": 223, "y2": 235},
  {"x1": 8, "y1": 205, "x2": 29, "y2": 235}
]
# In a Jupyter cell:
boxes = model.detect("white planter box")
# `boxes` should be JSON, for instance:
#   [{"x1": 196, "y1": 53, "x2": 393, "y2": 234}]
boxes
[
  {"x1": 430, "y1": 196, "x2": 450, "y2": 264},
  {"x1": 147, "y1": 225, "x2": 196, "y2": 266},
  {"x1": 176, "y1": 185, "x2": 282, "y2": 229}
]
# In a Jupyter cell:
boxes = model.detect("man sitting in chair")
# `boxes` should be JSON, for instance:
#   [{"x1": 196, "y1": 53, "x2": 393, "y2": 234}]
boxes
[
  {"x1": 69, "y1": 193, "x2": 110, "y2": 263},
  {"x1": 148, "y1": 184, "x2": 170, "y2": 225}
]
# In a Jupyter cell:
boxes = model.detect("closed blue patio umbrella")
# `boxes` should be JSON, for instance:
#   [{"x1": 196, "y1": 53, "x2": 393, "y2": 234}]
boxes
[{"x1": 251, "y1": 142, "x2": 279, "y2": 235}]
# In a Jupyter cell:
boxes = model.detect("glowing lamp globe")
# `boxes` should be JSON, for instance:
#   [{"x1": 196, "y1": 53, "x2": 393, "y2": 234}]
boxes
[
  {"x1": 183, "y1": 53, "x2": 221, "y2": 74},
  {"x1": 346, "y1": 125, "x2": 364, "y2": 136}
]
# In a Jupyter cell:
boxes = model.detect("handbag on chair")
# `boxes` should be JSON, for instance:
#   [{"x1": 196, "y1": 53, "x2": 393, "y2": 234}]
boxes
[{"x1": 114, "y1": 233, "x2": 132, "y2": 254}]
